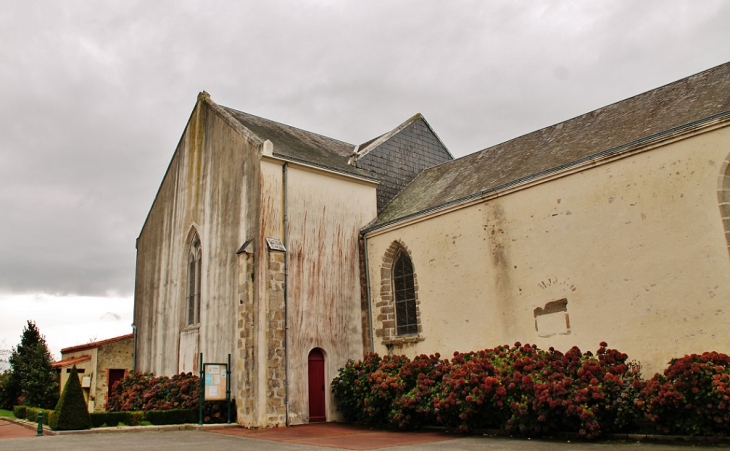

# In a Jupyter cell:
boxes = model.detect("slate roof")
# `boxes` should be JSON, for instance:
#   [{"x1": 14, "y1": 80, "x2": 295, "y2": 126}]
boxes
[
  {"x1": 355, "y1": 113, "x2": 453, "y2": 160},
  {"x1": 368, "y1": 61, "x2": 730, "y2": 230},
  {"x1": 223, "y1": 107, "x2": 373, "y2": 179}
]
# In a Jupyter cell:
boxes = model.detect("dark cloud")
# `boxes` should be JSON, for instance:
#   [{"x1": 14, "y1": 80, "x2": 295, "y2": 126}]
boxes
[{"x1": 0, "y1": 0, "x2": 729, "y2": 296}]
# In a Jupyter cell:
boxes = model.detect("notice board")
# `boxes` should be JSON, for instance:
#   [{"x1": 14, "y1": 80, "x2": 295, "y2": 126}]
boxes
[{"x1": 203, "y1": 364, "x2": 227, "y2": 401}]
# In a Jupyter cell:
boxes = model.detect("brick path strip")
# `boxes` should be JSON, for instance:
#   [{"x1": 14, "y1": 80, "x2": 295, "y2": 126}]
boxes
[
  {"x1": 0, "y1": 419, "x2": 45, "y2": 438},
  {"x1": 211, "y1": 423, "x2": 456, "y2": 450}
]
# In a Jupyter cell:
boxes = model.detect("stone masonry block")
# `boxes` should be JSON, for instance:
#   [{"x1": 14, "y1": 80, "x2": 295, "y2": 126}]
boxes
[{"x1": 720, "y1": 203, "x2": 730, "y2": 219}]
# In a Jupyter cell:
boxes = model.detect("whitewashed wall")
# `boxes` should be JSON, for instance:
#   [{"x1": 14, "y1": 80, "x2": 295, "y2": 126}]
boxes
[{"x1": 366, "y1": 125, "x2": 730, "y2": 376}]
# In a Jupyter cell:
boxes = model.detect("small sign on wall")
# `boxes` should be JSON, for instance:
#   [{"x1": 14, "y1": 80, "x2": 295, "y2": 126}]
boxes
[
  {"x1": 204, "y1": 364, "x2": 227, "y2": 401},
  {"x1": 265, "y1": 237, "x2": 286, "y2": 252}
]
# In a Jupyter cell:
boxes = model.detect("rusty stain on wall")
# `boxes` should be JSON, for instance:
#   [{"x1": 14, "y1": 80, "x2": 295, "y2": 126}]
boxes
[{"x1": 135, "y1": 95, "x2": 377, "y2": 427}]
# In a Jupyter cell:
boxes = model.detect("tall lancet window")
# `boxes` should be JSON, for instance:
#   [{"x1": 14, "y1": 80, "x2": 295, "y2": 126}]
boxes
[
  {"x1": 187, "y1": 233, "x2": 202, "y2": 326},
  {"x1": 393, "y1": 251, "x2": 417, "y2": 335}
]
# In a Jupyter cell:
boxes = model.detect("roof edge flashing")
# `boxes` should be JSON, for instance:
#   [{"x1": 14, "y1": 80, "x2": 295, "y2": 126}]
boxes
[
  {"x1": 355, "y1": 113, "x2": 426, "y2": 160},
  {"x1": 364, "y1": 110, "x2": 730, "y2": 235},
  {"x1": 199, "y1": 93, "x2": 265, "y2": 148}
]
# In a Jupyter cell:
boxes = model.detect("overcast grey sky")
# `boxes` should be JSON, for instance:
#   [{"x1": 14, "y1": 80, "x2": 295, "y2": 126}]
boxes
[{"x1": 1, "y1": 0, "x2": 729, "y2": 356}]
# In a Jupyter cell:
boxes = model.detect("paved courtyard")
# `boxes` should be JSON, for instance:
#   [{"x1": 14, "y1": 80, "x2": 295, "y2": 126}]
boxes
[{"x1": 0, "y1": 420, "x2": 726, "y2": 451}]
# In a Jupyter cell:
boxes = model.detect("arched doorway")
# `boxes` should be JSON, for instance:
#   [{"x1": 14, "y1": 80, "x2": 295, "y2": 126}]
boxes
[{"x1": 308, "y1": 348, "x2": 326, "y2": 422}]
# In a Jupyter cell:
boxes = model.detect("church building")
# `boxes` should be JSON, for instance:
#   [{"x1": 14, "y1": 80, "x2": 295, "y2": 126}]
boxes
[{"x1": 134, "y1": 61, "x2": 730, "y2": 427}]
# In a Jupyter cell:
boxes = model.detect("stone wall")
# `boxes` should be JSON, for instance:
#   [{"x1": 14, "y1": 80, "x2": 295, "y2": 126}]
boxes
[
  {"x1": 265, "y1": 249, "x2": 287, "y2": 425},
  {"x1": 95, "y1": 336, "x2": 134, "y2": 412},
  {"x1": 236, "y1": 251, "x2": 256, "y2": 425},
  {"x1": 374, "y1": 240, "x2": 423, "y2": 353}
]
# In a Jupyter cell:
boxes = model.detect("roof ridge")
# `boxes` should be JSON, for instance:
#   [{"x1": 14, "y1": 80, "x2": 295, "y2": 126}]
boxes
[
  {"x1": 60, "y1": 333, "x2": 134, "y2": 354},
  {"x1": 51, "y1": 355, "x2": 92, "y2": 368},
  {"x1": 474, "y1": 61, "x2": 730, "y2": 156},
  {"x1": 369, "y1": 60, "x2": 730, "y2": 229},
  {"x1": 355, "y1": 113, "x2": 425, "y2": 159},
  {"x1": 221, "y1": 106, "x2": 354, "y2": 148}
]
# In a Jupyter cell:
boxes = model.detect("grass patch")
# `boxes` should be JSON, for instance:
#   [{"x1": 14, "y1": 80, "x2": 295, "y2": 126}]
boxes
[{"x1": 0, "y1": 409, "x2": 15, "y2": 418}]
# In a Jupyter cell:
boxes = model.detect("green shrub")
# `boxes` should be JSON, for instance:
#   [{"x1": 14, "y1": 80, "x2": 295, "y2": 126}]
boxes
[
  {"x1": 145, "y1": 409, "x2": 195, "y2": 425},
  {"x1": 8, "y1": 321, "x2": 59, "y2": 409},
  {"x1": 12, "y1": 405, "x2": 26, "y2": 419},
  {"x1": 333, "y1": 343, "x2": 643, "y2": 439},
  {"x1": 129, "y1": 411, "x2": 144, "y2": 426},
  {"x1": 89, "y1": 412, "x2": 107, "y2": 428},
  {"x1": 640, "y1": 352, "x2": 730, "y2": 436},
  {"x1": 202, "y1": 399, "x2": 236, "y2": 424},
  {"x1": 24, "y1": 407, "x2": 53, "y2": 425},
  {"x1": 90, "y1": 411, "x2": 143, "y2": 427},
  {"x1": 0, "y1": 371, "x2": 16, "y2": 410},
  {"x1": 331, "y1": 353, "x2": 383, "y2": 423},
  {"x1": 106, "y1": 370, "x2": 235, "y2": 425},
  {"x1": 50, "y1": 365, "x2": 90, "y2": 431},
  {"x1": 107, "y1": 372, "x2": 199, "y2": 411},
  {"x1": 109, "y1": 411, "x2": 143, "y2": 426},
  {"x1": 25, "y1": 407, "x2": 38, "y2": 422}
]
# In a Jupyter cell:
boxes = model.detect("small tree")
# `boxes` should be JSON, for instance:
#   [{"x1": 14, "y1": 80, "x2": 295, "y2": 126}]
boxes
[
  {"x1": 7, "y1": 320, "x2": 58, "y2": 408},
  {"x1": 0, "y1": 370, "x2": 14, "y2": 410},
  {"x1": 50, "y1": 365, "x2": 90, "y2": 430}
]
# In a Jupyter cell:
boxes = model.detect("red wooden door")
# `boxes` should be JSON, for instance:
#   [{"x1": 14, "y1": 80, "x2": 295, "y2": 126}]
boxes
[
  {"x1": 107, "y1": 369, "x2": 126, "y2": 405},
  {"x1": 308, "y1": 348, "x2": 326, "y2": 422}
]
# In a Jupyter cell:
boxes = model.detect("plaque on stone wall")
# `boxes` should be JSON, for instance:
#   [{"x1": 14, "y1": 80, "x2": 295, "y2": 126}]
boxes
[{"x1": 265, "y1": 237, "x2": 286, "y2": 252}]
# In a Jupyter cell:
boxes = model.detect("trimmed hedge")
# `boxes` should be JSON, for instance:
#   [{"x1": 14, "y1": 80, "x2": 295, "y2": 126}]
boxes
[
  {"x1": 12, "y1": 405, "x2": 26, "y2": 419},
  {"x1": 89, "y1": 411, "x2": 144, "y2": 428},
  {"x1": 25, "y1": 407, "x2": 53, "y2": 425},
  {"x1": 145, "y1": 409, "x2": 196, "y2": 425},
  {"x1": 14, "y1": 403, "x2": 226, "y2": 429},
  {"x1": 11, "y1": 405, "x2": 52, "y2": 425}
]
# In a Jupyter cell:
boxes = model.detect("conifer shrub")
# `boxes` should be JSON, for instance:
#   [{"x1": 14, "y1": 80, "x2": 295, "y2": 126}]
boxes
[
  {"x1": 7, "y1": 321, "x2": 58, "y2": 409},
  {"x1": 0, "y1": 371, "x2": 14, "y2": 410},
  {"x1": 50, "y1": 365, "x2": 90, "y2": 430}
]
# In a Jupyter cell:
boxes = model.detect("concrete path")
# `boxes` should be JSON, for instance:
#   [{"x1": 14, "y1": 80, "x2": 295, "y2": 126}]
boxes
[{"x1": 0, "y1": 422, "x2": 722, "y2": 451}]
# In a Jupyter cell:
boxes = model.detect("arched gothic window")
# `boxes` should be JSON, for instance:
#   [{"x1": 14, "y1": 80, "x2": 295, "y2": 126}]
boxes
[
  {"x1": 718, "y1": 155, "x2": 730, "y2": 258},
  {"x1": 187, "y1": 233, "x2": 202, "y2": 326},
  {"x1": 393, "y1": 251, "x2": 417, "y2": 335}
]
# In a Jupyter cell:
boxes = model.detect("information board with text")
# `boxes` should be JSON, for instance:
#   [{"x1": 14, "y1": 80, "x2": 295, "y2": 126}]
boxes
[{"x1": 204, "y1": 364, "x2": 227, "y2": 401}]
